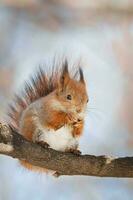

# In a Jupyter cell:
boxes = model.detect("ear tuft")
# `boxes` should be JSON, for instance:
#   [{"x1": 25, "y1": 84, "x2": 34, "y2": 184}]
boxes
[
  {"x1": 62, "y1": 59, "x2": 68, "y2": 76},
  {"x1": 59, "y1": 59, "x2": 70, "y2": 90},
  {"x1": 79, "y1": 67, "x2": 85, "y2": 83}
]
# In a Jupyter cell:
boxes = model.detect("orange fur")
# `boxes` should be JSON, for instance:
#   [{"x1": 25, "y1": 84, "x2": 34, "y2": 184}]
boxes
[
  {"x1": 20, "y1": 160, "x2": 53, "y2": 174},
  {"x1": 20, "y1": 110, "x2": 36, "y2": 140},
  {"x1": 8, "y1": 59, "x2": 88, "y2": 174},
  {"x1": 72, "y1": 120, "x2": 84, "y2": 137}
]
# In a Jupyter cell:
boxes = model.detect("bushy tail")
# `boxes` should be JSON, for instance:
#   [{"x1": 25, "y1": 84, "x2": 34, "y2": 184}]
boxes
[{"x1": 8, "y1": 60, "x2": 78, "y2": 130}]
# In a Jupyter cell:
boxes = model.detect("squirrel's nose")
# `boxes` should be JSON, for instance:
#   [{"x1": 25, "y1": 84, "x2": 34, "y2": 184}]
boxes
[{"x1": 76, "y1": 108, "x2": 82, "y2": 113}]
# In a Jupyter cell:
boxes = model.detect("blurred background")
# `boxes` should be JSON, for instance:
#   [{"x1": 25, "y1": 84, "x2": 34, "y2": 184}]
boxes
[{"x1": 0, "y1": 0, "x2": 133, "y2": 199}]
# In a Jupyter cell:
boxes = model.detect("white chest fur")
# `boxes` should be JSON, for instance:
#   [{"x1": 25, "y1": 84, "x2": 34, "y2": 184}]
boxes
[{"x1": 36, "y1": 126, "x2": 79, "y2": 152}]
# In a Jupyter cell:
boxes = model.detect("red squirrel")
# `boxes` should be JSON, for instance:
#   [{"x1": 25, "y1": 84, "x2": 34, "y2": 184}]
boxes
[{"x1": 8, "y1": 60, "x2": 88, "y2": 173}]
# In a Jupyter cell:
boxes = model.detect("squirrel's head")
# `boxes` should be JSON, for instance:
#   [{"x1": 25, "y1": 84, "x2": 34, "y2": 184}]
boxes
[{"x1": 56, "y1": 61, "x2": 88, "y2": 119}]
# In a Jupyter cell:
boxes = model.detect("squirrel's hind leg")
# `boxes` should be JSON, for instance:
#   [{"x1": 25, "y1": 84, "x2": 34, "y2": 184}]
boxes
[
  {"x1": 33, "y1": 128, "x2": 50, "y2": 148},
  {"x1": 65, "y1": 140, "x2": 81, "y2": 155},
  {"x1": 65, "y1": 148, "x2": 81, "y2": 155}
]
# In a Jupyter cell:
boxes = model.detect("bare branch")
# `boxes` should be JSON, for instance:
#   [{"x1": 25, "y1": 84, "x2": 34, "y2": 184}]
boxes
[{"x1": 0, "y1": 123, "x2": 133, "y2": 177}]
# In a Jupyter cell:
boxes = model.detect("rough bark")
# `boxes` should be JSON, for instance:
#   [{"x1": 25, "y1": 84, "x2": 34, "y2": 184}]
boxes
[{"x1": 0, "y1": 123, "x2": 133, "y2": 177}]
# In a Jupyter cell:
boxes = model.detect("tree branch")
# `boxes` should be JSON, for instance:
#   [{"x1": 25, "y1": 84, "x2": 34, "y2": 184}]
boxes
[{"x1": 0, "y1": 123, "x2": 133, "y2": 177}]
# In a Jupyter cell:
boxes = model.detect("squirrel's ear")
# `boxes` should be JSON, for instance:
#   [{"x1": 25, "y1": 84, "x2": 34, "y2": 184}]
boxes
[
  {"x1": 60, "y1": 60, "x2": 70, "y2": 89},
  {"x1": 62, "y1": 59, "x2": 69, "y2": 77},
  {"x1": 79, "y1": 67, "x2": 85, "y2": 84}
]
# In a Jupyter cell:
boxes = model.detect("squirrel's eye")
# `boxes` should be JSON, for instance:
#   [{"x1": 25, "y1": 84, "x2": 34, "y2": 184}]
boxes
[
  {"x1": 87, "y1": 98, "x2": 89, "y2": 103},
  {"x1": 67, "y1": 94, "x2": 72, "y2": 100}
]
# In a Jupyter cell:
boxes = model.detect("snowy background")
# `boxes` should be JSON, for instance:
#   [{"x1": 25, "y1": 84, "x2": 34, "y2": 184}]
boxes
[{"x1": 0, "y1": 1, "x2": 133, "y2": 199}]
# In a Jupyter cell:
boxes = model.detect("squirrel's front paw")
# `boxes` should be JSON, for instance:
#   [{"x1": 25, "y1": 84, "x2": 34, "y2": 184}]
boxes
[
  {"x1": 66, "y1": 148, "x2": 81, "y2": 155},
  {"x1": 37, "y1": 141, "x2": 50, "y2": 149},
  {"x1": 73, "y1": 118, "x2": 83, "y2": 127},
  {"x1": 67, "y1": 113, "x2": 77, "y2": 124}
]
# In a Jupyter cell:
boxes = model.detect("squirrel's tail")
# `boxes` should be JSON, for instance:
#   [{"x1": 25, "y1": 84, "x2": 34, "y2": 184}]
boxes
[{"x1": 8, "y1": 59, "x2": 78, "y2": 130}]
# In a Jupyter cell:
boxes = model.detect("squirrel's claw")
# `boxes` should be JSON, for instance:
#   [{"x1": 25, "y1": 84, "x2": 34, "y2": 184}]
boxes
[
  {"x1": 53, "y1": 171, "x2": 60, "y2": 178},
  {"x1": 66, "y1": 148, "x2": 81, "y2": 156},
  {"x1": 37, "y1": 141, "x2": 50, "y2": 149}
]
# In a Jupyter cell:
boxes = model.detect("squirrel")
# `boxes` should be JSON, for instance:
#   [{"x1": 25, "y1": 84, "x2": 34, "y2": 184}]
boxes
[{"x1": 8, "y1": 59, "x2": 88, "y2": 174}]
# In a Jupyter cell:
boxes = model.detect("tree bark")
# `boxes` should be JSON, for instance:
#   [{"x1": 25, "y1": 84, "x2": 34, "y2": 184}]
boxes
[{"x1": 0, "y1": 123, "x2": 133, "y2": 177}]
